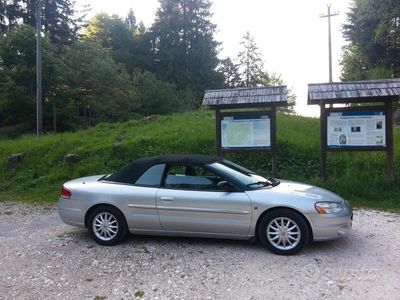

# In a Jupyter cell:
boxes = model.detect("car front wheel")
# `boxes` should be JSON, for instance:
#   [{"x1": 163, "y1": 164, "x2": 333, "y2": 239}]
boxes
[
  {"x1": 88, "y1": 205, "x2": 127, "y2": 246},
  {"x1": 258, "y1": 208, "x2": 309, "y2": 255}
]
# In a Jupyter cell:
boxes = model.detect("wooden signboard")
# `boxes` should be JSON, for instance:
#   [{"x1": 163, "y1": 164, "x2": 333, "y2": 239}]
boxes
[
  {"x1": 308, "y1": 79, "x2": 399, "y2": 180},
  {"x1": 319, "y1": 103, "x2": 393, "y2": 179},
  {"x1": 202, "y1": 86, "x2": 289, "y2": 178},
  {"x1": 215, "y1": 109, "x2": 278, "y2": 177}
]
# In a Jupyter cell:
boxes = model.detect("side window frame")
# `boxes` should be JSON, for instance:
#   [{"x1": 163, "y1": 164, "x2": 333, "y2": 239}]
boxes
[
  {"x1": 134, "y1": 163, "x2": 166, "y2": 187},
  {"x1": 161, "y1": 163, "x2": 238, "y2": 192}
]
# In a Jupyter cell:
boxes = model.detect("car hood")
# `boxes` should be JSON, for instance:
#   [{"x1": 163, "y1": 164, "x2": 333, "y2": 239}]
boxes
[{"x1": 250, "y1": 180, "x2": 344, "y2": 204}]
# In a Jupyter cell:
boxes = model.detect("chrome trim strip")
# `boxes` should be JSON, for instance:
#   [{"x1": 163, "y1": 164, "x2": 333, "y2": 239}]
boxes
[
  {"x1": 157, "y1": 206, "x2": 250, "y2": 214},
  {"x1": 127, "y1": 204, "x2": 156, "y2": 209}
]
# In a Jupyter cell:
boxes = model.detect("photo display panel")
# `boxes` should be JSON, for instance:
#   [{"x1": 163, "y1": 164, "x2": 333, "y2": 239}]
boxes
[
  {"x1": 327, "y1": 110, "x2": 386, "y2": 148},
  {"x1": 221, "y1": 115, "x2": 271, "y2": 148}
]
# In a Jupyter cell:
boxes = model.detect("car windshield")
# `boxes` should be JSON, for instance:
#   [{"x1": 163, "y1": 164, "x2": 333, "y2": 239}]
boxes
[{"x1": 211, "y1": 160, "x2": 279, "y2": 189}]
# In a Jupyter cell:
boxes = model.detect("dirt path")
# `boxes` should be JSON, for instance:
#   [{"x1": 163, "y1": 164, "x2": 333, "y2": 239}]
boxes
[{"x1": 1, "y1": 202, "x2": 399, "y2": 300}]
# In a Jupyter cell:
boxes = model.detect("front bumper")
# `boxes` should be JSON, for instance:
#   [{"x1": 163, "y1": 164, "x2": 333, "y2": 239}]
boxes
[{"x1": 305, "y1": 208, "x2": 353, "y2": 241}]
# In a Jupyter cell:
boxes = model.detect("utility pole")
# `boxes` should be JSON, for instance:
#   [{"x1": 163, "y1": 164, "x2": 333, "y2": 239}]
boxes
[
  {"x1": 36, "y1": 0, "x2": 42, "y2": 136},
  {"x1": 320, "y1": 3, "x2": 339, "y2": 84}
]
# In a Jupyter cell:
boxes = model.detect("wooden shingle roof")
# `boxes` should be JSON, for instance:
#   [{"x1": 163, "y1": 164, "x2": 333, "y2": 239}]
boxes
[
  {"x1": 308, "y1": 79, "x2": 400, "y2": 104},
  {"x1": 202, "y1": 86, "x2": 288, "y2": 108}
]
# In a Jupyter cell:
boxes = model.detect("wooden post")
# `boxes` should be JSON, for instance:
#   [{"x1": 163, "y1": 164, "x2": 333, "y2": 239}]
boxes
[
  {"x1": 320, "y1": 103, "x2": 328, "y2": 180},
  {"x1": 215, "y1": 109, "x2": 221, "y2": 156},
  {"x1": 271, "y1": 106, "x2": 278, "y2": 177},
  {"x1": 386, "y1": 101, "x2": 394, "y2": 178}
]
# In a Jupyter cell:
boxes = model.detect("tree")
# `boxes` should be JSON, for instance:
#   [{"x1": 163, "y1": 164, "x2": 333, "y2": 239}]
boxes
[
  {"x1": 340, "y1": 44, "x2": 369, "y2": 81},
  {"x1": 136, "y1": 21, "x2": 146, "y2": 35},
  {"x1": 0, "y1": 1, "x2": 7, "y2": 32},
  {"x1": 1, "y1": 0, "x2": 84, "y2": 46},
  {"x1": 259, "y1": 72, "x2": 296, "y2": 114},
  {"x1": 126, "y1": 8, "x2": 136, "y2": 32},
  {"x1": 58, "y1": 40, "x2": 140, "y2": 128},
  {"x1": 85, "y1": 14, "x2": 133, "y2": 62},
  {"x1": 132, "y1": 70, "x2": 180, "y2": 116},
  {"x1": 132, "y1": 22, "x2": 155, "y2": 72},
  {"x1": 0, "y1": 25, "x2": 59, "y2": 130},
  {"x1": 85, "y1": 13, "x2": 154, "y2": 73},
  {"x1": 1, "y1": 0, "x2": 24, "y2": 32},
  {"x1": 237, "y1": 31, "x2": 264, "y2": 87},
  {"x1": 0, "y1": 27, "x2": 142, "y2": 133},
  {"x1": 341, "y1": 0, "x2": 400, "y2": 80},
  {"x1": 217, "y1": 31, "x2": 296, "y2": 113},
  {"x1": 218, "y1": 57, "x2": 241, "y2": 88},
  {"x1": 150, "y1": 0, "x2": 222, "y2": 102},
  {"x1": 0, "y1": 73, "x2": 34, "y2": 129}
]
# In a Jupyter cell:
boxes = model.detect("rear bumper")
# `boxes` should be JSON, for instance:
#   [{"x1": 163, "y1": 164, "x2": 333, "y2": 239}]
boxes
[
  {"x1": 58, "y1": 197, "x2": 86, "y2": 228},
  {"x1": 306, "y1": 209, "x2": 353, "y2": 241}
]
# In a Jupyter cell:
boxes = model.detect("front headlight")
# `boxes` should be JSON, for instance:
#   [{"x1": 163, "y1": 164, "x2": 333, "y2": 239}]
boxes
[{"x1": 315, "y1": 202, "x2": 343, "y2": 214}]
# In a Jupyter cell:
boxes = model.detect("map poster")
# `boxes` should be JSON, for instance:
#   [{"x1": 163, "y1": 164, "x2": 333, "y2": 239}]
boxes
[
  {"x1": 327, "y1": 110, "x2": 386, "y2": 148},
  {"x1": 221, "y1": 115, "x2": 270, "y2": 148}
]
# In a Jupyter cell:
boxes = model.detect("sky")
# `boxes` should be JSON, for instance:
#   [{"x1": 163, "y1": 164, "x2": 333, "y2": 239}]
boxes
[{"x1": 81, "y1": 0, "x2": 354, "y2": 117}]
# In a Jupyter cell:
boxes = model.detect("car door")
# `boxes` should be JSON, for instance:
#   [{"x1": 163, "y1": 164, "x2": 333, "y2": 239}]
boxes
[
  {"x1": 120, "y1": 163, "x2": 166, "y2": 231},
  {"x1": 156, "y1": 164, "x2": 252, "y2": 236}
]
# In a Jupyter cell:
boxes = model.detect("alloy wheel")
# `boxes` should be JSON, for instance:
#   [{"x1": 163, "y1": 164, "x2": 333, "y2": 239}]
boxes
[
  {"x1": 266, "y1": 217, "x2": 301, "y2": 250},
  {"x1": 92, "y1": 212, "x2": 119, "y2": 241}
]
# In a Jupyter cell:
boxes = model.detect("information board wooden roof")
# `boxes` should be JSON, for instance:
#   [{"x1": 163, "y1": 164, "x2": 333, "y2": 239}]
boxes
[
  {"x1": 308, "y1": 78, "x2": 400, "y2": 104},
  {"x1": 202, "y1": 86, "x2": 288, "y2": 108}
]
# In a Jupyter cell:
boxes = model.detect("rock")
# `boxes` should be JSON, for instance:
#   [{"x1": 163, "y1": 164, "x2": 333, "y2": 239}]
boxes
[
  {"x1": 143, "y1": 114, "x2": 161, "y2": 121},
  {"x1": 112, "y1": 135, "x2": 125, "y2": 149},
  {"x1": 64, "y1": 153, "x2": 80, "y2": 163},
  {"x1": 8, "y1": 153, "x2": 24, "y2": 171},
  {"x1": 144, "y1": 244, "x2": 156, "y2": 253},
  {"x1": 112, "y1": 141, "x2": 123, "y2": 149}
]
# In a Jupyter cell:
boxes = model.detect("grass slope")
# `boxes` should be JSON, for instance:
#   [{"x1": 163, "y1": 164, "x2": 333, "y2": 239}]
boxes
[{"x1": 0, "y1": 109, "x2": 399, "y2": 210}]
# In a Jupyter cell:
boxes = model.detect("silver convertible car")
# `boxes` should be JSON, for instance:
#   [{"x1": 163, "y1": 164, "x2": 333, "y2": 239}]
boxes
[{"x1": 58, "y1": 154, "x2": 352, "y2": 255}]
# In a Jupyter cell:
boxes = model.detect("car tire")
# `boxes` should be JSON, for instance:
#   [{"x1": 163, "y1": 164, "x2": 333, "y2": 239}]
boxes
[
  {"x1": 88, "y1": 205, "x2": 127, "y2": 246},
  {"x1": 258, "y1": 208, "x2": 309, "y2": 255}
]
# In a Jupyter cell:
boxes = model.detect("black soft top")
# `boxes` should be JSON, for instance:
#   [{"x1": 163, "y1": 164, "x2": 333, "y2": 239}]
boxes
[{"x1": 103, "y1": 154, "x2": 223, "y2": 184}]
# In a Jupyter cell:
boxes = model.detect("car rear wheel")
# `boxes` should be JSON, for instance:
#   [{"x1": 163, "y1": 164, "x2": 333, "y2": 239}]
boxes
[
  {"x1": 88, "y1": 205, "x2": 127, "y2": 246},
  {"x1": 258, "y1": 208, "x2": 309, "y2": 255}
]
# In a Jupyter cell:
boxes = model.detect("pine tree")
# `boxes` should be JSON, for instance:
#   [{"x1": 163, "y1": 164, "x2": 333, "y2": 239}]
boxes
[
  {"x1": 218, "y1": 57, "x2": 241, "y2": 88},
  {"x1": 150, "y1": 0, "x2": 222, "y2": 100},
  {"x1": 237, "y1": 31, "x2": 264, "y2": 87},
  {"x1": 1, "y1": 0, "x2": 84, "y2": 46},
  {"x1": 341, "y1": 0, "x2": 400, "y2": 79},
  {"x1": 1, "y1": 0, "x2": 24, "y2": 32},
  {"x1": 85, "y1": 13, "x2": 137, "y2": 72},
  {"x1": 126, "y1": 8, "x2": 136, "y2": 32},
  {"x1": 259, "y1": 72, "x2": 296, "y2": 114},
  {"x1": 0, "y1": 1, "x2": 6, "y2": 32},
  {"x1": 0, "y1": 25, "x2": 59, "y2": 129}
]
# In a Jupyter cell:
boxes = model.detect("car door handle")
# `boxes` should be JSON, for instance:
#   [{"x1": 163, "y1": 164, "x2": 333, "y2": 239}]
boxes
[{"x1": 161, "y1": 196, "x2": 174, "y2": 202}]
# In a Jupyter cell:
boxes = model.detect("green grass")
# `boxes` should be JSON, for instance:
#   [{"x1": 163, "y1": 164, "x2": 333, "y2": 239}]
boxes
[{"x1": 0, "y1": 109, "x2": 399, "y2": 211}]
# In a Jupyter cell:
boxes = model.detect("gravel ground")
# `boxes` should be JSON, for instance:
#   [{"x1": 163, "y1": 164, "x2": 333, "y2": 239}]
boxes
[{"x1": 0, "y1": 201, "x2": 400, "y2": 300}]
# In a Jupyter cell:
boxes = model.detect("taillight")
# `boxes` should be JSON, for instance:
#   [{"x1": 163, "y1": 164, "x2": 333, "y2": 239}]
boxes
[{"x1": 61, "y1": 186, "x2": 71, "y2": 199}]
